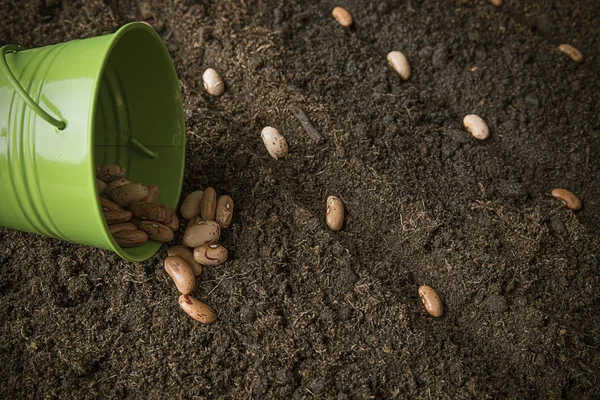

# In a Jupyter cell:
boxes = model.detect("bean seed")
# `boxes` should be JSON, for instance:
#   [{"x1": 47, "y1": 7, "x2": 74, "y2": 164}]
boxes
[
  {"x1": 326, "y1": 196, "x2": 344, "y2": 231},
  {"x1": 418, "y1": 285, "x2": 443, "y2": 317},
  {"x1": 110, "y1": 183, "x2": 149, "y2": 207},
  {"x1": 162, "y1": 205, "x2": 180, "y2": 231},
  {"x1": 96, "y1": 179, "x2": 107, "y2": 195},
  {"x1": 104, "y1": 210, "x2": 132, "y2": 224},
  {"x1": 178, "y1": 295, "x2": 217, "y2": 324},
  {"x1": 129, "y1": 202, "x2": 166, "y2": 222},
  {"x1": 106, "y1": 178, "x2": 130, "y2": 195},
  {"x1": 144, "y1": 184, "x2": 161, "y2": 203},
  {"x1": 387, "y1": 51, "x2": 411, "y2": 81},
  {"x1": 100, "y1": 197, "x2": 122, "y2": 212},
  {"x1": 183, "y1": 220, "x2": 221, "y2": 247},
  {"x1": 261, "y1": 127, "x2": 289, "y2": 159},
  {"x1": 180, "y1": 190, "x2": 203, "y2": 220},
  {"x1": 109, "y1": 222, "x2": 137, "y2": 235},
  {"x1": 489, "y1": 0, "x2": 502, "y2": 6},
  {"x1": 96, "y1": 164, "x2": 126, "y2": 182},
  {"x1": 164, "y1": 256, "x2": 195, "y2": 295},
  {"x1": 168, "y1": 245, "x2": 203, "y2": 276},
  {"x1": 551, "y1": 188, "x2": 582, "y2": 211},
  {"x1": 463, "y1": 114, "x2": 489, "y2": 140},
  {"x1": 215, "y1": 195, "x2": 234, "y2": 228},
  {"x1": 139, "y1": 221, "x2": 174, "y2": 242},
  {"x1": 202, "y1": 68, "x2": 225, "y2": 96},
  {"x1": 200, "y1": 187, "x2": 217, "y2": 221},
  {"x1": 558, "y1": 44, "x2": 583, "y2": 63},
  {"x1": 187, "y1": 216, "x2": 203, "y2": 229},
  {"x1": 193, "y1": 244, "x2": 228, "y2": 266},
  {"x1": 113, "y1": 229, "x2": 148, "y2": 247},
  {"x1": 332, "y1": 7, "x2": 352, "y2": 27}
]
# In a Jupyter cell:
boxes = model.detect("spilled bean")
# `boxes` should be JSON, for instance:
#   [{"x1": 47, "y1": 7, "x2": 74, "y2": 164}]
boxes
[
  {"x1": 162, "y1": 205, "x2": 180, "y2": 231},
  {"x1": 104, "y1": 210, "x2": 132, "y2": 224},
  {"x1": 129, "y1": 202, "x2": 166, "y2": 222},
  {"x1": 106, "y1": 178, "x2": 130, "y2": 195},
  {"x1": 100, "y1": 197, "x2": 121, "y2": 212},
  {"x1": 180, "y1": 190, "x2": 203, "y2": 220},
  {"x1": 183, "y1": 220, "x2": 221, "y2": 247},
  {"x1": 558, "y1": 44, "x2": 583, "y2": 63},
  {"x1": 164, "y1": 256, "x2": 195, "y2": 295},
  {"x1": 387, "y1": 51, "x2": 411, "y2": 81},
  {"x1": 168, "y1": 245, "x2": 203, "y2": 276},
  {"x1": 215, "y1": 195, "x2": 234, "y2": 228},
  {"x1": 110, "y1": 183, "x2": 149, "y2": 207},
  {"x1": 193, "y1": 244, "x2": 228, "y2": 266},
  {"x1": 326, "y1": 196, "x2": 344, "y2": 231},
  {"x1": 113, "y1": 229, "x2": 148, "y2": 247},
  {"x1": 203, "y1": 68, "x2": 225, "y2": 96},
  {"x1": 551, "y1": 188, "x2": 582, "y2": 211},
  {"x1": 200, "y1": 187, "x2": 217, "y2": 221},
  {"x1": 418, "y1": 285, "x2": 443, "y2": 317},
  {"x1": 261, "y1": 127, "x2": 289, "y2": 159},
  {"x1": 109, "y1": 222, "x2": 137, "y2": 235},
  {"x1": 139, "y1": 221, "x2": 174, "y2": 242},
  {"x1": 332, "y1": 7, "x2": 352, "y2": 27},
  {"x1": 463, "y1": 114, "x2": 489, "y2": 140},
  {"x1": 178, "y1": 295, "x2": 217, "y2": 324}
]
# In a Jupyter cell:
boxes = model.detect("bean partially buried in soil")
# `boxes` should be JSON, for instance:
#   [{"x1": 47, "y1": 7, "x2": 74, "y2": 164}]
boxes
[
  {"x1": 168, "y1": 245, "x2": 203, "y2": 276},
  {"x1": 332, "y1": 7, "x2": 352, "y2": 28},
  {"x1": 178, "y1": 295, "x2": 217, "y2": 324},
  {"x1": 551, "y1": 188, "x2": 582, "y2": 211},
  {"x1": 164, "y1": 256, "x2": 195, "y2": 295},
  {"x1": 193, "y1": 244, "x2": 228, "y2": 266},
  {"x1": 558, "y1": 44, "x2": 583, "y2": 63},
  {"x1": 418, "y1": 285, "x2": 443, "y2": 317},
  {"x1": 463, "y1": 114, "x2": 489, "y2": 140},
  {"x1": 326, "y1": 196, "x2": 345, "y2": 231},
  {"x1": 387, "y1": 51, "x2": 411, "y2": 81},
  {"x1": 139, "y1": 221, "x2": 174, "y2": 242}
]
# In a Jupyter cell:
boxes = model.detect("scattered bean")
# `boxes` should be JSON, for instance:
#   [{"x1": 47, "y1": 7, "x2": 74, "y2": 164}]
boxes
[
  {"x1": 215, "y1": 195, "x2": 234, "y2": 229},
  {"x1": 332, "y1": 7, "x2": 352, "y2": 28},
  {"x1": 463, "y1": 114, "x2": 489, "y2": 140},
  {"x1": 113, "y1": 229, "x2": 148, "y2": 247},
  {"x1": 193, "y1": 244, "x2": 228, "y2": 266},
  {"x1": 164, "y1": 256, "x2": 195, "y2": 295},
  {"x1": 162, "y1": 205, "x2": 180, "y2": 231},
  {"x1": 326, "y1": 196, "x2": 344, "y2": 231},
  {"x1": 106, "y1": 178, "x2": 130, "y2": 194},
  {"x1": 187, "y1": 216, "x2": 203, "y2": 229},
  {"x1": 551, "y1": 188, "x2": 582, "y2": 211},
  {"x1": 96, "y1": 179, "x2": 107, "y2": 195},
  {"x1": 104, "y1": 210, "x2": 132, "y2": 224},
  {"x1": 200, "y1": 187, "x2": 217, "y2": 221},
  {"x1": 129, "y1": 202, "x2": 166, "y2": 222},
  {"x1": 168, "y1": 245, "x2": 203, "y2": 276},
  {"x1": 178, "y1": 295, "x2": 217, "y2": 324},
  {"x1": 96, "y1": 164, "x2": 126, "y2": 182},
  {"x1": 110, "y1": 183, "x2": 149, "y2": 207},
  {"x1": 180, "y1": 190, "x2": 203, "y2": 220},
  {"x1": 558, "y1": 44, "x2": 583, "y2": 63},
  {"x1": 290, "y1": 104, "x2": 323, "y2": 142},
  {"x1": 261, "y1": 127, "x2": 289, "y2": 159},
  {"x1": 144, "y1": 184, "x2": 161, "y2": 203},
  {"x1": 418, "y1": 285, "x2": 443, "y2": 317},
  {"x1": 100, "y1": 197, "x2": 122, "y2": 212},
  {"x1": 489, "y1": 0, "x2": 502, "y2": 6},
  {"x1": 202, "y1": 68, "x2": 225, "y2": 96},
  {"x1": 109, "y1": 222, "x2": 137, "y2": 235},
  {"x1": 183, "y1": 220, "x2": 221, "y2": 247},
  {"x1": 387, "y1": 51, "x2": 411, "y2": 81},
  {"x1": 139, "y1": 221, "x2": 174, "y2": 242}
]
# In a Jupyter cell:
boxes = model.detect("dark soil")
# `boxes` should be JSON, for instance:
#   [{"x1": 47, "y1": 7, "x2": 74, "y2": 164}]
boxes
[{"x1": 1, "y1": 0, "x2": 599, "y2": 398}]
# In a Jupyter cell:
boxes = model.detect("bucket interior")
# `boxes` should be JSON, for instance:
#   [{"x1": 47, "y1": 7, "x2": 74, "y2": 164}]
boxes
[{"x1": 93, "y1": 23, "x2": 185, "y2": 260}]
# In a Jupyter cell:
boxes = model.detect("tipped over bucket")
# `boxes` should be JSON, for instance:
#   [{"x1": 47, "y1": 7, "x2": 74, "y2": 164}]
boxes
[{"x1": 0, "y1": 22, "x2": 186, "y2": 261}]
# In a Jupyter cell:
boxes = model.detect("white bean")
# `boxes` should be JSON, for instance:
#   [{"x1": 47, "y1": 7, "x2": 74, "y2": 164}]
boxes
[
  {"x1": 463, "y1": 114, "x2": 489, "y2": 140},
  {"x1": 387, "y1": 51, "x2": 411, "y2": 81},
  {"x1": 203, "y1": 68, "x2": 225, "y2": 96},
  {"x1": 261, "y1": 127, "x2": 289, "y2": 159}
]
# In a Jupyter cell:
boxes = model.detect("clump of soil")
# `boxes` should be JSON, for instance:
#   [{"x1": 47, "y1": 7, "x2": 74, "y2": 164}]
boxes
[{"x1": 1, "y1": 0, "x2": 599, "y2": 398}]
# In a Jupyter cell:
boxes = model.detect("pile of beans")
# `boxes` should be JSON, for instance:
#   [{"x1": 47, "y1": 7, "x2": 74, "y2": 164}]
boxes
[
  {"x1": 96, "y1": 164, "x2": 179, "y2": 247},
  {"x1": 160, "y1": 187, "x2": 234, "y2": 324}
]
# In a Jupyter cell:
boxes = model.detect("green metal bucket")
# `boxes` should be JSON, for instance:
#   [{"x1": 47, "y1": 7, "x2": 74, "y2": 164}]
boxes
[{"x1": 0, "y1": 22, "x2": 186, "y2": 261}]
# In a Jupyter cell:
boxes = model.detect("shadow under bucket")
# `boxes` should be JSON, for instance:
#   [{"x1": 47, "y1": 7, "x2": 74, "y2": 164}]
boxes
[{"x1": 0, "y1": 22, "x2": 186, "y2": 261}]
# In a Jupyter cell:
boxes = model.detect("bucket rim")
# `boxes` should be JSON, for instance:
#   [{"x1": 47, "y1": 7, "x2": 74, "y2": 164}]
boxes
[{"x1": 90, "y1": 22, "x2": 183, "y2": 262}]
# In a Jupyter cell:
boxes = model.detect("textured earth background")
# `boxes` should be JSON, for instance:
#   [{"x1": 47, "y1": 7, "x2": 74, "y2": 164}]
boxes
[{"x1": 1, "y1": 0, "x2": 599, "y2": 398}]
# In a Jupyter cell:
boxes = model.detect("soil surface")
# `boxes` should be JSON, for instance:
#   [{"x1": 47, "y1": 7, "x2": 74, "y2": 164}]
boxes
[{"x1": 1, "y1": 0, "x2": 599, "y2": 398}]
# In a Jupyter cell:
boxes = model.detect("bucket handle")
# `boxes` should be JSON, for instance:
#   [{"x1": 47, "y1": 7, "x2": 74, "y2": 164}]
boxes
[{"x1": 0, "y1": 45, "x2": 66, "y2": 130}]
